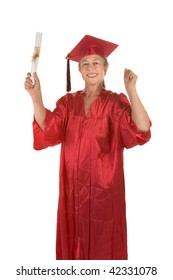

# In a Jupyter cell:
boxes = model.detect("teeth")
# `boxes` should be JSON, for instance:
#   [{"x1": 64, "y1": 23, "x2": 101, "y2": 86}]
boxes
[{"x1": 87, "y1": 74, "x2": 97, "y2": 77}]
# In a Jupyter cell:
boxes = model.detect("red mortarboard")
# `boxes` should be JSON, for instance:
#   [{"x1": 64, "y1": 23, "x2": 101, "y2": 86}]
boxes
[{"x1": 66, "y1": 35, "x2": 118, "y2": 92}]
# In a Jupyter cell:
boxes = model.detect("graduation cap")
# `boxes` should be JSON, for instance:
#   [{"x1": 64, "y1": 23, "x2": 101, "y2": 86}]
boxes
[{"x1": 66, "y1": 35, "x2": 118, "y2": 92}]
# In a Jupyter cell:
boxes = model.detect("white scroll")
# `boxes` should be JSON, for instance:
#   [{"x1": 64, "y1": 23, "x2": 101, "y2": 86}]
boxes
[{"x1": 31, "y1": 32, "x2": 42, "y2": 84}]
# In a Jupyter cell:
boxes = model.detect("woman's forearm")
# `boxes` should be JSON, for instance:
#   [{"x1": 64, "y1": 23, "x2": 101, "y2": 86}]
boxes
[
  {"x1": 128, "y1": 89, "x2": 150, "y2": 132},
  {"x1": 32, "y1": 95, "x2": 46, "y2": 131}
]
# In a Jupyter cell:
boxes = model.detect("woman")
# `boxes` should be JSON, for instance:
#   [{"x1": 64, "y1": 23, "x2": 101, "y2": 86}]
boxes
[{"x1": 24, "y1": 35, "x2": 151, "y2": 260}]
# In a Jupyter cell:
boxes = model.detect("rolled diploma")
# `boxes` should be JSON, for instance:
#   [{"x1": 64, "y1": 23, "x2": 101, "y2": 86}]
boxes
[{"x1": 31, "y1": 32, "x2": 42, "y2": 84}]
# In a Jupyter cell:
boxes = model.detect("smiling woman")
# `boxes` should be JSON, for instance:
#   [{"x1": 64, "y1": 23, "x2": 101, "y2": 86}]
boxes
[
  {"x1": 24, "y1": 34, "x2": 151, "y2": 260},
  {"x1": 79, "y1": 55, "x2": 109, "y2": 91}
]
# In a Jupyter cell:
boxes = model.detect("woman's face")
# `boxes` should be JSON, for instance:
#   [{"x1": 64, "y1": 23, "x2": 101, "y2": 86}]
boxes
[{"x1": 79, "y1": 55, "x2": 108, "y2": 86}]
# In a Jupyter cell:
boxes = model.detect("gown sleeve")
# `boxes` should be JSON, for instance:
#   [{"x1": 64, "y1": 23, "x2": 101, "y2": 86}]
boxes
[
  {"x1": 33, "y1": 95, "x2": 68, "y2": 150},
  {"x1": 116, "y1": 93, "x2": 151, "y2": 149}
]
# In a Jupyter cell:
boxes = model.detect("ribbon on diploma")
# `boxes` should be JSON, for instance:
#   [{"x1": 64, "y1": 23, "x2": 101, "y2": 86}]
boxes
[{"x1": 32, "y1": 47, "x2": 40, "y2": 62}]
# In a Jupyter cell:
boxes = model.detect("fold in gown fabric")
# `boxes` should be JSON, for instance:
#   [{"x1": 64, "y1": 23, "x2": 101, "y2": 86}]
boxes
[{"x1": 33, "y1": 89, "x2": 151, "y2": 260}]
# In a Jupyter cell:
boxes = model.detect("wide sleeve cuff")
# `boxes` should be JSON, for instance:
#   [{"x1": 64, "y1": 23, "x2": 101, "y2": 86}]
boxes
[
  {"x1": 120, "y1": 110, "x2": 152, "y2": 149},
  {"x1": 33, "y1": 108, "x2": 62, "y2": 150}
]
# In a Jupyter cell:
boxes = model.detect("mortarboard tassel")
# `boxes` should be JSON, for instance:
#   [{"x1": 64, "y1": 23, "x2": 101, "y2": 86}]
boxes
[{"x1": 66, "y1": 58, "x2": 71, "y2": 92}]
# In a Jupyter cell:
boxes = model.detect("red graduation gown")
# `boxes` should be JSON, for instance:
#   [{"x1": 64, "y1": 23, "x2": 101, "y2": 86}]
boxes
[{"x1": 33, "y1": 89, "x2": 151, "y2": 260}]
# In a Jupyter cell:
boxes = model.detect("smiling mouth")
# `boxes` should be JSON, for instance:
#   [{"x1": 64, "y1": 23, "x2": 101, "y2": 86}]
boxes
[{"x1": 87, "y1": 73, "x2": 97, "y2": 77}]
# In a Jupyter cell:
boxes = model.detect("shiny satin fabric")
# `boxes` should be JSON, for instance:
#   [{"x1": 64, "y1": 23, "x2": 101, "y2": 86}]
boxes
[{"x1": 33, "y1": 89, "x2": 151, "y2": 260}]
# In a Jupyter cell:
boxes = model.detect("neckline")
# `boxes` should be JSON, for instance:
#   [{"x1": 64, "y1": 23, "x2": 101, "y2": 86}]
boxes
[{"x1": 83, "y1": 92, "x2": 101, "y2": 117}]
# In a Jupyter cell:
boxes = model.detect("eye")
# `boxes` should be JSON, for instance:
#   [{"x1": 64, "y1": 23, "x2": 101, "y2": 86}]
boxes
[{"x1": 82, "y1": 63, "x2": 88, "y2": 67}]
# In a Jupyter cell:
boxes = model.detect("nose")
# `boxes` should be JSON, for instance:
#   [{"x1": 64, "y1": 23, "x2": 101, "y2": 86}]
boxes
[{"x1": 87, "y1": 63, "x2": 95, "y2": 71}]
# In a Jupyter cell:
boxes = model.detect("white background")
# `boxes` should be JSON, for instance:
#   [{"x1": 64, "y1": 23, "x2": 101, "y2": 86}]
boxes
[{"x1": 0, "y1": 0, "x2": 172, "y2": 279}]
